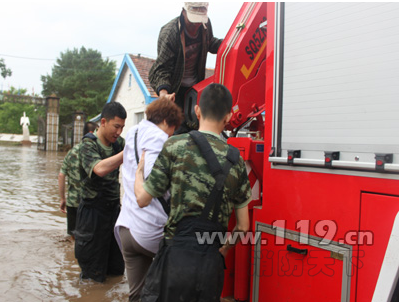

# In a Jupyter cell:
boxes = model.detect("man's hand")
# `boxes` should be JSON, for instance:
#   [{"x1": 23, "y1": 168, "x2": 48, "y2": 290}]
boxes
[
  {"x1": 219, "y1": 245, "x2": 229, "y2": 258},
  {"x1": 60, "y1": 198, "x2": 67, "y2": 213},
  {"x1": 58, "y1": 172, "x2": 67, "y2": 213},
  {"x1": 159, "y1": 89, "x2": 176, "y2": 102}
]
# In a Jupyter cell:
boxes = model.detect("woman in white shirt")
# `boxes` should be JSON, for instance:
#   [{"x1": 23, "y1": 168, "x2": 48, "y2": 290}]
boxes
[{"x1": 114, "y1": 98, "x2": 182, "y2": 301}]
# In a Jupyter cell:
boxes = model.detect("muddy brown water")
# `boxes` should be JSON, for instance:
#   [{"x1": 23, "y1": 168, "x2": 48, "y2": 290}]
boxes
[{"x1": 0, "y1": 144, "x2": 128, "y2": 301}]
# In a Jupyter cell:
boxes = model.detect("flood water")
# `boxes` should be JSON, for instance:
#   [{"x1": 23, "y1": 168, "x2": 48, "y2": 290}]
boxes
[{"x1": 0, "y1": 144, "x2": 128, "y2": 302}]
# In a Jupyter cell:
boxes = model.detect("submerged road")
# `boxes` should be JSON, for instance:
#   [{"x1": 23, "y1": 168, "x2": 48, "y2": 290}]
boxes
[{"x1": 0, "y1": 144, "x2": 128, "y2": 301}]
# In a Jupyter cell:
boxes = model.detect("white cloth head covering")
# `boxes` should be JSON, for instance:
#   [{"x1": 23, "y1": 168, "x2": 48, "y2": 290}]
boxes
[{"x1": 184, "y1": 2, "x2": 209, "y2": 24}]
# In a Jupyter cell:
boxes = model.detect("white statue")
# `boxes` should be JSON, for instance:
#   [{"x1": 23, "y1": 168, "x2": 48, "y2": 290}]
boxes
[{"x1": 20, "y1": 112, "x2": 30, "y2": 141}]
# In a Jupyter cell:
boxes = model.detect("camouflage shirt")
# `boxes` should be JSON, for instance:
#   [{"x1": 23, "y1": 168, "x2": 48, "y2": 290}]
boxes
[
  {"x1": 143, "y1": 131, "x2": 252, "y2": 239},
  {"x1": 80, "y1": 132, "x2": 125, "y2": 201},
  {"x1": 60, "y1": 143, "x2": 82, "y2": 208}
]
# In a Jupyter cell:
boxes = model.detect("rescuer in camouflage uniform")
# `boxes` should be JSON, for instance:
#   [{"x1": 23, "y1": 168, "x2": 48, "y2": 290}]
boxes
[
  {"x1": 135, "y1": 83, "x2": 251, "y2": 301},
  {"x1": 58, "y1": 122, "x2": 97, "y2": 237},
  {"x1": 58, "y1": 144, "x2": 81, "y2": 236},
  {"x1": 140, "y1": 133, "x2": 251, "y2": 239},
  {"x1": 74, "y1": 102, "x2": 126, "y2": 283}
]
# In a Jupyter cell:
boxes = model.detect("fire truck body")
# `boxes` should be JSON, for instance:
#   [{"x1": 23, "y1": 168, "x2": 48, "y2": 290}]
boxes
[
  {"x1": 253, "y1": 3, "x2": 399, "y2": 301},
  {"x1": 186, "y1": 2, "x2": 399, "y2": 301}
]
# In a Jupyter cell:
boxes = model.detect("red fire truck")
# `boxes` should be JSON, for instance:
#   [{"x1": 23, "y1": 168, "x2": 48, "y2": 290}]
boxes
[{"x1": 186, "y1": 2, "x2": 399, "y2": 301}]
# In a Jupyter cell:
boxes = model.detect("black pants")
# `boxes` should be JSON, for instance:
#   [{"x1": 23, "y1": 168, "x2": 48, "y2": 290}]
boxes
[
  {"x1": 141, "y1": 218, "x2": 225, "y2": 301},
  {"x1": 174, "y1": 86, "x2": 198, "y2": 135},
  {"x1": 74, "y1": 199, "x2": 125, "y2": 282}
]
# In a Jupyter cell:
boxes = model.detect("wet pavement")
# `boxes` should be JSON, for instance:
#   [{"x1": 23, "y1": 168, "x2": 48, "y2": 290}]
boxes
[{"x1": 0, "y1": 144, "x2": 128, "y2": 301}]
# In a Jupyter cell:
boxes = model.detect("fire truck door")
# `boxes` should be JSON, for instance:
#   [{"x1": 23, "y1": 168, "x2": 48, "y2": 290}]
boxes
[{"x1": 357, "y1": 193, "x2": 399, "y2": 301}]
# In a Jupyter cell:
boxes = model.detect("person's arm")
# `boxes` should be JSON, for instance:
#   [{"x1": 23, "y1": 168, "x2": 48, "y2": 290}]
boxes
[
  {"x1": 219, "y1": 157, "x2": 252, "y2": 257},
  {"x1": 134, "y1": 151, "x2": 154, "y2": 208},
  {"x1": 58, "y1": 172, "x2": 67, "y2": 213},
  {"x1": 149, "y1": 19, "x2": 179, "y2": 96},
  {"x1": 207, "y1": 19, "x2": 223, "y2": 53},
  {"x1": 92, "y1": 151, "x2": 123, "y2": 177},
  {"x1": 219, "y1": 206, "x2": 250, "y2": 257}
]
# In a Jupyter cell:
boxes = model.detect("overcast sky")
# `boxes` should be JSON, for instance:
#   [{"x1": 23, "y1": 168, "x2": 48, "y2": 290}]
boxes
[{"x1": 0, "y1": 1, "x2": 243, "y2": 96}]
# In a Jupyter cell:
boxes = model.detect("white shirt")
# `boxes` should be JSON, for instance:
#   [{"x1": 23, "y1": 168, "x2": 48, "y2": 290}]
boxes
[{"x1": 114, "y1": 119, "x2": 169, "y2": 254}]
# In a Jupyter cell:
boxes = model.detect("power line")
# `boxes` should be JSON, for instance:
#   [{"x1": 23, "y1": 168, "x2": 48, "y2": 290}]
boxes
[
  {"x1": 0, "y1": 54, "x2": 54, "y2": 61},
  {"x1": 0, "y1": 53, "x2": 126, "y2": 61}
]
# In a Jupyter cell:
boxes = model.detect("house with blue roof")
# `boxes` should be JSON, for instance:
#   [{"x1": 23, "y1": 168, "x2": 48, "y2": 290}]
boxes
[{"x1": 104, "y1": 53, "x2": 157, "y2": 137}]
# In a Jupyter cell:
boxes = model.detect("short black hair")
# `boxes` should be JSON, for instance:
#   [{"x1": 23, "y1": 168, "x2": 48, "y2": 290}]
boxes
[
  {"x1": 83, "y1": 121, "x2": 98, "y2": 134},
  {"x1": 199, "y1": 83, "x2": 232, "y2": 121},
  {"x1": 101, "y1": 101, "x2": 127, "y2": 121}
]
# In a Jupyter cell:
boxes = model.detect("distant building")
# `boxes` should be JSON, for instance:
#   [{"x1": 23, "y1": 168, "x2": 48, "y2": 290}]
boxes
[
  {"x1": 94, "y1": 53, "x2": 214, "y2": 137},
  {"x1": 106, "y1": 54, "x2": 157, "y2": 137}
]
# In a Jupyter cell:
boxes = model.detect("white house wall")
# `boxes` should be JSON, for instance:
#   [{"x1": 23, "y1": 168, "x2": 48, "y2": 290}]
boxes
[{"x1": 114, "y1": 67, "x2": 146, "y2": 138}]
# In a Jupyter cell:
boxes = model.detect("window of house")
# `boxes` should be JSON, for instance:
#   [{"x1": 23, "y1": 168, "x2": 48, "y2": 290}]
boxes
[{"x1": 135, "y1": 112, "x2": 144, "y2": 124}]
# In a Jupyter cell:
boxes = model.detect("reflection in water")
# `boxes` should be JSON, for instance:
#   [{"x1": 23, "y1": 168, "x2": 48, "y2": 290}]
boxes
[{"x1": 0, "y1": 145, "x2": 128, "y2": 301}]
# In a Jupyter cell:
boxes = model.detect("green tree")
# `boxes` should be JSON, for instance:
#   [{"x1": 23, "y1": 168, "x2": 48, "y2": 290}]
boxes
[
  {"x1": 4, "y1": 87, "x2": 27, "y2": 95},
  {"x1": 41, "y1": 47, "x2": 116, "y2": 129},
  {"x1": 0, "y1": 58, "x2": 12, "y2": 79}
]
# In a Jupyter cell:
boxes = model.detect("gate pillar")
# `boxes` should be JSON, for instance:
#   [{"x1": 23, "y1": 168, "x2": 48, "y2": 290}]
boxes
[
  {"x1": 72, "y1": 111, "x2": 85, "y2": 146},
  {"x1": 45, "y1": 95, "x2": 60, "y2": 151}
]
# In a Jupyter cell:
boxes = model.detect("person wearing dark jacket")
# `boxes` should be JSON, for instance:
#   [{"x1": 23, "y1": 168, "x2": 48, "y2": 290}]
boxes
[{"x1": 149, "y1": 2, "x2": 222, "y2": 134}]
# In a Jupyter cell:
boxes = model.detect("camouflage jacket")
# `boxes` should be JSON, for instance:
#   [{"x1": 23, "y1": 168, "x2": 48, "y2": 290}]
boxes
[
  {"x1": 79, "y1": 133, "x2": 125, "y2": 202},
  {"x1": 143, "y1": 131, "x2": 252, "y2": 239},
  {"x1": 149, "y1": 13, "x2": 222, "y2": 96},
  {"x1": 60, "y1": 143, "x2": 82, "y2": 208}
]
